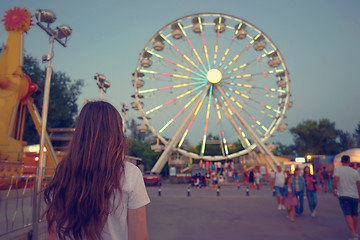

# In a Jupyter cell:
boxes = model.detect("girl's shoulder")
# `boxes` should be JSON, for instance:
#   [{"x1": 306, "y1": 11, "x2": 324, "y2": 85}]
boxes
[
  {"x1": 124, "y1": 161, "x2": 142, "y2": 175},
  {"x1": 122, "y1": 162, "x2": 144, "y2": 186}
]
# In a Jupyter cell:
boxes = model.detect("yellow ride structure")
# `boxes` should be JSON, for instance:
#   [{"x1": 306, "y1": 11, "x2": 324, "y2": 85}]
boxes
[{"x1": 0, "y1": 7, "x2": 57, "y2": 181}]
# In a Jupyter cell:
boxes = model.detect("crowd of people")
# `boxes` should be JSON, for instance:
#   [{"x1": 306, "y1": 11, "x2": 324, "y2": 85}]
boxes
[
  {"x1": 271, "y1": 165, "x2": 317, "y2": 222},
  {"x1": 271, "y1": 158, "x2": 360, "y2": 240},
  {"x1": 190, "y1": 160, "x2": 240, "y2": 189},
  {"x1": 190, "y1": 160, "x2": 275, "y2": 191}
]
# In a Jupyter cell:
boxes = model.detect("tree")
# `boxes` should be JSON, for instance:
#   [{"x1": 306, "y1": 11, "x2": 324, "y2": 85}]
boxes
[
  {"x1": 338, "y1": 131, "x2": 353, "y2": 151},
  {"x1": 353, "y1": 122, "x2": 360, "y2": 148},
  {"x1": 125, "y1": 118, "x2": 169, "y2": 174},
  {"x1": 273, "y1": 142, "x2": 294, "y2": 156},
  {"x1": 290, "y1": 119, "x2": 342, "y2": 155},
  {"x1": 125, "y1": 118, "x2": 152, "y2": 142},
  {"x1": 22, "y1": 54, "x2": 84, "y2": 144}
]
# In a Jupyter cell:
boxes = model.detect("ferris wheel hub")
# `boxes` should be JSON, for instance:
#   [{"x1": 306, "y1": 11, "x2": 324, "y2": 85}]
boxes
[{"x1": 206, "y1": 69, "x2": 222, "y2": 84}]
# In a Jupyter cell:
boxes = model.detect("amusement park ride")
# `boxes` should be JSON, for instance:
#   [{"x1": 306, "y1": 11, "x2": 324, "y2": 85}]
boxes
[
  {"x1": 0, "y1": 7, "x2": 60, "y2": 186},
  {"x1": 131, "y1": 13, "x2": 293, "y2": 173}
]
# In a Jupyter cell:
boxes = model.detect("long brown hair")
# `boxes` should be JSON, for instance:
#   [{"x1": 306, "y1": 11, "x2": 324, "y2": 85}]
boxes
[{"x1": 44, "y1": 101, "x2": 126, "y2": 240}]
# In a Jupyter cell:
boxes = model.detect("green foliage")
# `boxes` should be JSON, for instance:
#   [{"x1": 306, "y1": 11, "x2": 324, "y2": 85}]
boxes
[
  {"x1": 125, "y1": 119, "x2": 168, "y2": 175},
  {"x1": 22, "y1": 54, "x2": 84, "y2": 144},
  {"x1": 338, "y1": 131, "x2": 353, "y2": 150},
  {"x1": 355, "y1": 122, "x2": 360, "y2": 136},
  {"x1": 126, "y1": 139, "x2": 156, "y2": 170},
  {"x1": 125, "y1": 119, "x2": 152, "y2": 142},
  {"x1": 290, "y1": 119, "x2": 344, "y2": 155},
  {"x1": 229, "y1": 140, "x2": 245, "y2": 154},
  {"x1": 273, "y1": 142, "x2": 294, "y2": 156},
  {"x1": 353, "y1": 121, "x2": 360, "y2": 148}
]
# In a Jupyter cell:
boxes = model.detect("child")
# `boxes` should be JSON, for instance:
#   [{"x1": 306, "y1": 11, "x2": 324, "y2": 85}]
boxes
[{"x1": 284, "y1": 175, "x2": 298, "y2": 222}]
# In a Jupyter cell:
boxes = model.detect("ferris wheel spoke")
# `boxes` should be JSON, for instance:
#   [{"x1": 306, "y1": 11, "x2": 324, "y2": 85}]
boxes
[
  {"x1": 140, "y1": 69, "x2": 206, "y2": 82},
  {"x1": 177, "y1": 23, "x2": 208, "y2": 73},
  {"x1": 241, "y1": 99, "x2": 279, "y2": 120},
  {"x1": 178, "y1": 87, "x2": 208, "y2": 148},
  {"x1": 218, "y1": 23, "x2": 244, "y2": 68},
  {"x1": 220, "y1": 83, "x2": 281, "y2": 168},
  {"x1": 200, "y1": 85, "x2": 213, "y2": 155},
  {"x1": 160, "y1": 33, "x2": 206, "y2": 75},
  {"x1": 139, "y1": 82, "x2": 203, "y2": 94},
  {"x1": 222, "y1": 68, "x2": 285, "y2": 83},
  {"x1": 228, "y1": 96, "x2": 270, "y2": 135},
  {"x1": 141, "y1": 76, "x2": 196, "y2": 86},
  {"x1": 214, "y1": 95, "x2": 251, "y2": 150},
  {"x1": 221, "y1": 81, "x2": 286, "y2": 109},
  {"x1": 147, "y1": 50, "x2": 205, "y2": 78},
  {"x1": 220, "y1": 42, "x2": 251, "y2": 72},
  {"x1": 224, "y1": 54, "x2": 267, "y2": 78},
  {"x1": 224, "y1": 49, "x2": 277, "y2": 78},
  {"x1": 159, "y1": 87, "x2": 206, "y2": 134},
  {"x1": 220, "y1": 32, "x2": 265, "y2": 73},
  {"x1": 213, "y1": 97, "x2": 231, "y2": 155},
  {"x1": 197, "y1": 17, "x2": 211, "y2": 70},
  {"x1": 224, "y1": 85, "x2": 281, "y2": 119},
  {"x1": 226, "y1": 81, "x2": 287, "y2": 96},
  {"x1": 212, "y1": 16, "x2": 226, "y2": 67},
  {"x1": 144, "y1": 83, "x2": 206, "y2": 115}
]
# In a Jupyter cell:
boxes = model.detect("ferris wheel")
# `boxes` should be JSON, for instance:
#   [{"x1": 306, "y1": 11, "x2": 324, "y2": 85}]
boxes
[{"x1": 131, "y1": 13, "x2": 292, "y2": 172}]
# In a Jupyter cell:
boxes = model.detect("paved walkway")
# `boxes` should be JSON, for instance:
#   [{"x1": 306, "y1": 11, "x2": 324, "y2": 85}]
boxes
[
  {"x1": 0, "y1": 182, "x2": 350, "y2": 240},
  {"x1": 146, "y1": 182, "x2": 350, "y2": 240}
]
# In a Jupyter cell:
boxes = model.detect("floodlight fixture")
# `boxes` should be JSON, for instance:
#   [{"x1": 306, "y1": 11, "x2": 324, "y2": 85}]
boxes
[
  {"x1": 103, "y1": 81, "x2": 111, "y2": 89},
  {"x1": 35, "y1": 9, "x2": 56, "y2": 24},
  {"x1": 94, "y1": 73, "x2": 110, "y2": 100},
  {"x1": 35, "y1": 9, "x2": 71, "y2": 47},
  {"x1": 56, "y1": 25, "x2": 72, "y2": 39}
]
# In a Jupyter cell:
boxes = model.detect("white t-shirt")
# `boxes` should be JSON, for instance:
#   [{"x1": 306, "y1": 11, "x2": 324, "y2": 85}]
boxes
[
  {"x1": 334, "y1": 166, "x2": 360, "y2": 199},
  {"x1": 274, "y1": 171, "x2": 286, "y2": 187},
  {"x1": 101, "y1": 161, "x2": 150, "y2": 240},
  {"x1": 255, "y1": 172, "x2": 260, "y2": 184}
]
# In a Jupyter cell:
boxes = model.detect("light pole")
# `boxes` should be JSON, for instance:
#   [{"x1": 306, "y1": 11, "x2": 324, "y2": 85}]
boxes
[
  {"x1": 94, "y1": 73, "x2": 111, "y2": 100},
  {"x1": 33, "y1": 9, "x2": 72, "y2": 240},
  {"x1": 120, "y1": 102, "x2": 129, "y2": 133}
]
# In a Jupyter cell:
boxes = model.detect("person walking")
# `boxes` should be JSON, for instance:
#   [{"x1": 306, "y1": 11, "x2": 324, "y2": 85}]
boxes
[
  {"x1": 44, "y1": 101, "x2": 150, "y2": 240},
  {"x1": 255, "y1": 169, "x2": 261, "y2": 190},
  {"x1": 292, "y1": 167, "x2": 306, "y2": 216},
  {"x1": 314, "y1": 169, "x2": 321, "y2": 191},
  {"x1": 272, "y1": 165, "x2": 287, "y2": 210},
  {"x1": 322, "y1": 166, "x2": 330, "y2": 192},
  {"x1": 249, "y1": 170, "x2": 255, "y2": 189},
  {"x1": 284, "y1": 176, "x2": 298, "y2": 222},
  {"x1": 333, "y1": 155, "x2": 360, "y2": 240},
  {"x1": 303, "y1": 166, "x2": 318, "y2": 217}
]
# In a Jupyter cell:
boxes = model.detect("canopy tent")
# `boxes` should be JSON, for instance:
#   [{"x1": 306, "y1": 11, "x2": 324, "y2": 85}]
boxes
[{"x1": 334, "y1": 148, "x2": 360, "y2": 168}]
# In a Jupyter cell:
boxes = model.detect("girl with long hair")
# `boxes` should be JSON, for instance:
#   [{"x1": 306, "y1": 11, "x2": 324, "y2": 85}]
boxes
[{"x1": 44, "y1": 101, "x2": 150, "y2": 240}]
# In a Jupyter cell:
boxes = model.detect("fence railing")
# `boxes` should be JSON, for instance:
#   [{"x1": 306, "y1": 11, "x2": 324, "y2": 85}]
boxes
[{"x1": 0, "y1": 165, "x2": 54, "y2": 239}]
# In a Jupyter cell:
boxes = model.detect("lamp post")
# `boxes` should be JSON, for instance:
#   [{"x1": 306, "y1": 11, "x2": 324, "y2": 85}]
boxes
[
  {"x1": 33, "y1": 9, "x2": 72, "y2": 240},
  {"x1": 120, "y1": 102, "x2": 129, "y2": 133},
  {"x1": 94, "y1": 73, "x2": 111, "y2": 100}
]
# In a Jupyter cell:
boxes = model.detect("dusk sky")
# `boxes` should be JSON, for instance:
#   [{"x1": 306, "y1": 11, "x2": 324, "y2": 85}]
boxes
[{"x1": 1, "y1": 0, "x2": 360, "y2": 147}]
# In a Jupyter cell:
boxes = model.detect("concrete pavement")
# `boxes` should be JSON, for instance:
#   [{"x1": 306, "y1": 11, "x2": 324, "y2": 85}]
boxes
[
  {"x1": 146, "y1": 182, "x2": 349, "y2": 240},
  {"x1": 0, "y1": 182, "x2": 349, "y2": 240}
]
